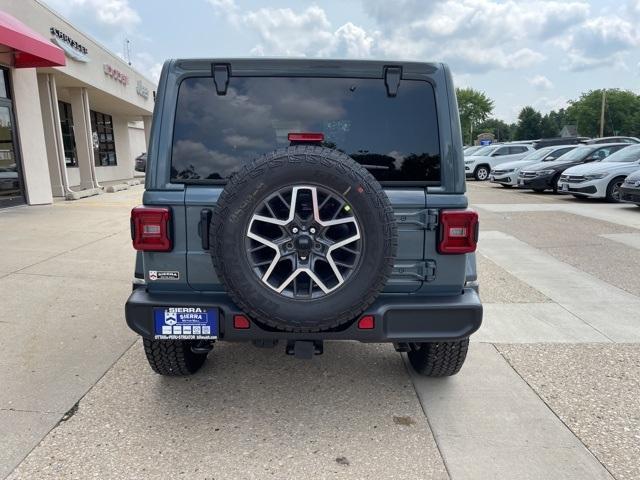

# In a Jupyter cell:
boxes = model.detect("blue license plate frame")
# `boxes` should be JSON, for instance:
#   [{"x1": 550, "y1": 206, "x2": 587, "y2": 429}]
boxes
[{"x1": 153, "y1": 307, "x2": 218, "y2": 340}]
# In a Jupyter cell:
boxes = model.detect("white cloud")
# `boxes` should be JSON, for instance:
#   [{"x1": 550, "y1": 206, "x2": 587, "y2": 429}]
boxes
[
  {"x1": 365, "y1": 0, "x2": 588, "y2": 73},
  {"x1": 529, "y1": 75, "x2": 553, "y2": 90},
  {"x1": 562, "y1": 15, "x2": 640, "y2": 71},
  {"x1": 209, "y1": 1, "x2": 374, "y2": 59},
  {"x1": 533, "y1": 96, "x2": 568, "y2": 113},
  {"x1": 47, "y1": 0, "x2": 140, "y2": 31},
  {"x1": 208, "y1": 0, "x2": 597, "y2": 74},
  {"x1": 130, "y1": 52, "x2": 162, "y2": 83},
  {"x1": 243, "y1": 6, "x2": 335, "y2": 56}
]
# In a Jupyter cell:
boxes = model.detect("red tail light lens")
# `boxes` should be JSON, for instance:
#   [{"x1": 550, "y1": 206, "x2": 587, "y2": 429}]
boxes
[
  {"x1": 233, "y1": 315, "x2": 251, "y2": 329},
  {"x1": 438, "y1": 210, "x2": 479, "y2": 254},
  {"x1": 131, "y1": 206, "x2": 172, "y2": 251},
  {"x1": 357, "y1": 315, "x2": 375, "y2": 330},
  {"x1": 288, "y1": 132, "x2": 325, "y2": 142}
]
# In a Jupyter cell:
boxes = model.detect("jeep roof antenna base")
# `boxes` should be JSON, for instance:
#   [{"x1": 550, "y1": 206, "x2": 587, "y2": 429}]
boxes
[
  {"x1": 212, "y1": 63, "x2": 230, "y2": 95},
  {"x1": 384, "y1": 66, "x2": 402, "y2": 97}
]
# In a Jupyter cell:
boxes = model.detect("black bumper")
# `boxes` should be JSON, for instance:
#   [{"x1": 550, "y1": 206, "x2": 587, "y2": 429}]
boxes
[
  {"x1": 517, "y1": 175, "x2": 553, "y2": 189},
  {"x1": 562, "y1": 184, "x2": 597, "y2": 195},
  {"x1": 620, "y1": 186, "x2": 640, "y2": 204},
  {"x1": 125, "y1": 288, "x2": 483, "y2": 343}
]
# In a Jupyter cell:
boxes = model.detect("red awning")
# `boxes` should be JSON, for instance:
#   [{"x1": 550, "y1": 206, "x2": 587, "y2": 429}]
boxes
[{"x1": 0, "y1": 10, "x2": 65, "y2": 68}]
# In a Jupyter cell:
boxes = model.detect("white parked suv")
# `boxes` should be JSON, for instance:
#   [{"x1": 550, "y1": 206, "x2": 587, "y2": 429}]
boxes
[
  {"x1": 558, "y1": 144, "x2": 640, "y2": 202},
  {"x1": 490, "y1": 145, "x2": 576, "y2": 188},
  {"x1": 465, "y1": 144, "x2": 535, "y2": 181}
]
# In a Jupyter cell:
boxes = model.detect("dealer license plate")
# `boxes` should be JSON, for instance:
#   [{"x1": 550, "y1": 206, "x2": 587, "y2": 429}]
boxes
[
  {"x1": 561, "y1": 183, "x2": 568, "y2": 192},
  {"x1": 153, "y1": 307, "x2": 218, "y2": 340}
]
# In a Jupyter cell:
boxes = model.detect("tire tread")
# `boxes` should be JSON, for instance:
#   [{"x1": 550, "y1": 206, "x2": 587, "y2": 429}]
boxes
[
  {"x1": 407, "y1": 339, "x2": 469, "y2": 377},
  {"x1": 143, "y1": 339, "x2": 207, "y2": 376}
]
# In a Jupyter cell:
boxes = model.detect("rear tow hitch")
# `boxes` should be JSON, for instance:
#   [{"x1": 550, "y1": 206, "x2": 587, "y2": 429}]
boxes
[
  {"x1": 286, "y1": 340, "x2": 323, "y2": 359},
  {"x1": 190, "y1": 340, "x2": 214, "y2": 355}
]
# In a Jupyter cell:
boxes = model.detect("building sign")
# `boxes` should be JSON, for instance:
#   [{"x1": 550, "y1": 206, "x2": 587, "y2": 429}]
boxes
[
  {"x1": 136, "y1": 80, "x2": 149, "y2": 99},
  {"x1": 103, "y1": 64, "x2": 129, "y2": 86},
  {"x1": 50, "y1": 27, "x2": 89, "y2": 63}
]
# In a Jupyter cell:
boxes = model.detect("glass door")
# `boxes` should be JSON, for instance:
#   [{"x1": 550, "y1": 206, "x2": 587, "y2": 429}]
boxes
[{"x1": 0, "y1": 100, "x2": 24, "y2": 208}]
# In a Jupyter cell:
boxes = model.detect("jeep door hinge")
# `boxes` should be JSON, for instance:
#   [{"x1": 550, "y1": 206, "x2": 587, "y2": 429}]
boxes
[
  {"x1": 425, "y1": 209, "x2": 439, "y2": 231},
  {"x1": 424, "y1": 259, "x2": 436, "y2": 282},
  {"x1": 393, "y1": 208, "x2": 439, "y2": 230}
]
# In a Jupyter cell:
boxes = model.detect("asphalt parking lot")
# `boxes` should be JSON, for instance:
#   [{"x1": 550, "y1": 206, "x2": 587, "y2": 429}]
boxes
[{"x1": 1, "y1": 182, "x2": 639, "y2": 479}]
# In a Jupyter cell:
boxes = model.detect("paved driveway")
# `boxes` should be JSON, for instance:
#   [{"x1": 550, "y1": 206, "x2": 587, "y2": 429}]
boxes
[{"x1": 1, "y1": 182, "x2": 639, "y2": 479}]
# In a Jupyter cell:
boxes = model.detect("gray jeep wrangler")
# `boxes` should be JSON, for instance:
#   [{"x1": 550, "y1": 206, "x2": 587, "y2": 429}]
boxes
[{"x1": 126, "y1": 59, "x2": 482, "y2": 377}]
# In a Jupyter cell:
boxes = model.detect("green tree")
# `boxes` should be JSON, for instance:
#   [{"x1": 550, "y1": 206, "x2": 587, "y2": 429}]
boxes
[
  {"x1": 565, "y1": 89, "x2": 640, "y2": 137},
  {"x1": 514, "y1": 106, "x2": 543, "y2": 140},
  {"x1": 547, "y1": 108, "x2": 569, "y2": 134},
  {"x1": 456, "y1": 87, "x2": 494, "y2": 144},
  {"x1": 539, "y1": 115, "x2": 558, "y2": 138},
  {"x1": 475, "y1": 118, "x2": 512, "y2": 142}
]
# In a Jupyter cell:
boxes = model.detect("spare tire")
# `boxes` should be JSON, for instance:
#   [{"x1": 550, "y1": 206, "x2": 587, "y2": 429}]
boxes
[{"x1": 210, "y1": 145, "x2": 397, "y2": 332}]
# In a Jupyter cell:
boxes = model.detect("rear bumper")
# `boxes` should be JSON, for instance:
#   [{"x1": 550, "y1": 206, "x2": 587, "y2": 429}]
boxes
[{"x1": 125, "y1": 288, "x2": 483, "y2": 342}]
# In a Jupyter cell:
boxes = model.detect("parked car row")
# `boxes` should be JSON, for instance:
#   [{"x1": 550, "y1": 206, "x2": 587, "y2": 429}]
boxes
[
  {"x1": 464, "y1": 143, "x2": 535, "y2": 180},
  {"x1": 517, "y1": 143, "x2": 628, "y2": 195},
  {"x1": 467, "y1": 141, "x2": 640, "y2": 206}
]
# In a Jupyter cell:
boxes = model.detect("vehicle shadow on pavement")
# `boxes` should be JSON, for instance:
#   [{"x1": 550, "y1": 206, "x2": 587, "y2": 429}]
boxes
[{"x1": 8, "y1": 341, "x2": 448, "y2": 480}]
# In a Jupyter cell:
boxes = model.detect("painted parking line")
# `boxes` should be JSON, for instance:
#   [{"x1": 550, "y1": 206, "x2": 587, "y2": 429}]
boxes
[
  {"x1": 476, "y1": 203, "x2": 640, "y2": 229},
  {"x1": 473, "y1": 303, "x2": 611, "y2": 343},
  {"x1": 600, "y1": 232, "x2": 640, "y2": 250},
  {"x1": 479, "y1": 231, "x2": 640, "y2": 342},
  {"x1": 406, "y1": 343, "x2": 614, "y2": 480}
]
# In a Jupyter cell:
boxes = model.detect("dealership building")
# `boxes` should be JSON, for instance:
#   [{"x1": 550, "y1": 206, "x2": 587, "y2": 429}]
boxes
[{"x1": 0, "y1": 0, "x2": 155, "y2": 208}]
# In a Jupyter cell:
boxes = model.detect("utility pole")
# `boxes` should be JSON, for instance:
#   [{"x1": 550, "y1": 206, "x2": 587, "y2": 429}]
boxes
[{"x1": 599, "y1": 89, "x2": 606, "y2": 138}]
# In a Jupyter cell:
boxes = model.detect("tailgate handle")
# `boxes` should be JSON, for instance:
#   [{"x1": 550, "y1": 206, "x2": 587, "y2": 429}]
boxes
[
  {"x1": 212, "y1": 64, "x2": 230, "y2": 95},
  {"x1": 199, "y1": 208, "x2": 212, "y2": 250}
]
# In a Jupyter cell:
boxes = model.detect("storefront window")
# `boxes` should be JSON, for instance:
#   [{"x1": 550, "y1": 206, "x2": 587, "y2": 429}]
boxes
[
  {"x1": 58, "y1": 101, "x2": 77, "y2": 167},
  {"x1": 0, "y1": 69, "x2": 9, "y2": 99},
  {"x1": 0, "y1": 68, "x2": 24, "y2": 207},
  {"x1": 90, "y1": 110, "x2": 117, "y2": 166}
]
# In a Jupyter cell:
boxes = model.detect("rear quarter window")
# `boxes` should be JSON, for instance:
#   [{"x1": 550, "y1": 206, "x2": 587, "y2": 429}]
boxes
[{"x1": 171, "y1": 76, "x2": 441, "y2": 184}]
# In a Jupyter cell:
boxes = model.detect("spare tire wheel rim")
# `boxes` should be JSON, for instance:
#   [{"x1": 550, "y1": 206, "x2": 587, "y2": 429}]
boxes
[{"x1": 245, "y1": 184, "x2": 362, "y2": 299}]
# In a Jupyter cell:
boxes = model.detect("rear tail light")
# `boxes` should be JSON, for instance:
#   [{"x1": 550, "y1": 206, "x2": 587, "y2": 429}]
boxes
[
  {"x1": 438, "y1": 210, "x2": 479, "y2": 254},
  {"x1": 288, "y1": 132, "x2": 325, "y2": 143},
  {"x1": 131, "y1": 206, "x2": 172, "y2": 251}
]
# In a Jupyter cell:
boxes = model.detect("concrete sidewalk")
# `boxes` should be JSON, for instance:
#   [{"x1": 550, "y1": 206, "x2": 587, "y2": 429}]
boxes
[{"x1": 0, "y1": 188, "x2": 143, "y2": 478}]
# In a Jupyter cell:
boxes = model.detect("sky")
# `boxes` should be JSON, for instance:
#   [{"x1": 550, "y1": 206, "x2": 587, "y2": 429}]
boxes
[{"x1": 41, "y1": 0, "x2": 640, "y2": 123}]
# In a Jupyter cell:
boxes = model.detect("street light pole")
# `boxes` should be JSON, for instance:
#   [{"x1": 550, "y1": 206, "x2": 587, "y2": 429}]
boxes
[{"x1": 599, "y1": 89, "x2": 606, "y2": 138}]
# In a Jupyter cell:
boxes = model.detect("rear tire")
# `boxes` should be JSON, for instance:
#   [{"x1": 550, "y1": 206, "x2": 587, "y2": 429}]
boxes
[
  {"x1": 143, "y1": 339, "x2": 209, "y2": 376},
  {"x1": 407, "y1": 339, "x2": 469, "y2": 377}
]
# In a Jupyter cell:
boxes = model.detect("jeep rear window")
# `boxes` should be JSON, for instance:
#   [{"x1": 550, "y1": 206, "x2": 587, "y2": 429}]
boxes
[{"x1": 171, "y1": 76, "x2": 441, "y2": 183}]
